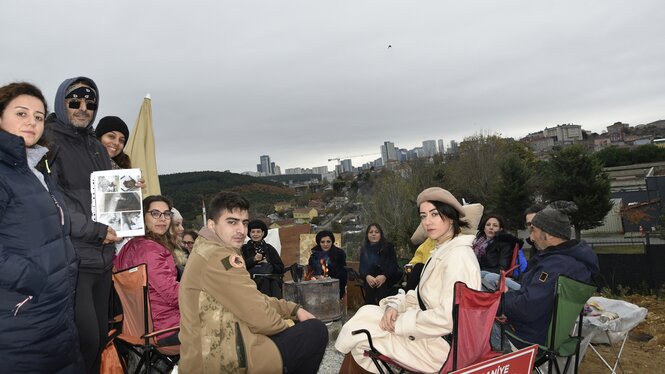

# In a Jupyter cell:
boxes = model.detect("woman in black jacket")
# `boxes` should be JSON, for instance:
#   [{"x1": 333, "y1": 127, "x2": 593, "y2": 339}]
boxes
[
  {"x1": 358, "y1": 223, "x2": 401, "y2": 305},
  {"x1": 0, "y1": 82, "x2": 82, "y2": 372},
  {"x1": 308, "y1": 230, "x2": 347, "y2": 299},
  {"x1": 473, "y1": 214, "x2": 522, "y2": 274}
]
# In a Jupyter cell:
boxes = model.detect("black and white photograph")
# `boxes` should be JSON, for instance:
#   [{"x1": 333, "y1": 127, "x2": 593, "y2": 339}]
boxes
[{"x1": 91, "y1": 168, "x2": 144, "y2": 237}]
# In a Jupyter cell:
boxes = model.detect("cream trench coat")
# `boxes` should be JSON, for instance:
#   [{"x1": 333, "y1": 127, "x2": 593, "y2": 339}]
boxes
[{"x1": 335, "y1": 234, "x2": 481, "y2": 373}]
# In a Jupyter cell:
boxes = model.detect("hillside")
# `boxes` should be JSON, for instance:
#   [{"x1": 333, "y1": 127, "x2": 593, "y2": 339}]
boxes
[{"x1": 160, "y1": 171, "x2": 295, "y2": 227}]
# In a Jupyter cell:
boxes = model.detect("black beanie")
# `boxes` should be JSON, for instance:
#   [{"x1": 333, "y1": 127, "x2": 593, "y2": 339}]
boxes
[
  {"x1": 315, "y1": 230, "x2": 334, "y2": 245},
  {"x1": 531, "y1": 201, "x2": 577, "y2": 240},
  {"x1": 96, "y1": 116, "x2": 129, "y2": 140},
  {"x1": 247, "y1": 219, "x2": 268, "y2": 238}
]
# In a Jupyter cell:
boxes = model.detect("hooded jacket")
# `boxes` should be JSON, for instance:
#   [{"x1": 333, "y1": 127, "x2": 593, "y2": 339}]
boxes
[
  {"x1": 504, "y1": 239, "x2": 599, "y2": 346},
  {"x1": 43, "y1": 77, "x2": 115, "y2": 273},
  {"x1": 178, "y1": 227, "x2": 301, "y2": 373},
  {"x1": 0, "y1": 131, "x2": 82, "y2": 371}
]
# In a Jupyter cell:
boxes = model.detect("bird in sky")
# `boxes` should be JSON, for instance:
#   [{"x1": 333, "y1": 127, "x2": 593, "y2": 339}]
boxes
[{"x1": 387, "y1": 44, "x2": 392, "y2": 49}]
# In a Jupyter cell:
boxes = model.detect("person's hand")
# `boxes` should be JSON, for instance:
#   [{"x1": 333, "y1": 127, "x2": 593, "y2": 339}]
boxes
[
  {"x1": 375, "y1": 275, "x2": 387, "y2": 287},
  {"x1": 366, "y1": 275, "x2": 376, "y2": 287},
  {"x1": 296, "y1": 307, "x2": 316, "y2": 322},
  {"x1": 136, "y1": 177, "x2": 146, "y2": 189},
  {"x1": 103, "y1": 227, "x2": 119, "y2": 244},
  {"x1": 380, "y1": 307, "x2": 398, "y2": 332},
  {"x1": 254, "y1": 253, "x2": 263, "y2": 261}
]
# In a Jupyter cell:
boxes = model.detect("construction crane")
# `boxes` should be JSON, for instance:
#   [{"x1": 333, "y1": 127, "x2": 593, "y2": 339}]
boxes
[{"x1": 328, "y1": 153, "x2": 380, "y2": 163}]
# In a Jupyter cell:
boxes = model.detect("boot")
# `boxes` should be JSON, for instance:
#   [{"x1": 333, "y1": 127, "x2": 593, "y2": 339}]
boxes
[{"x1": 339, "y1": 353, "x2": 373, "y2": 374}]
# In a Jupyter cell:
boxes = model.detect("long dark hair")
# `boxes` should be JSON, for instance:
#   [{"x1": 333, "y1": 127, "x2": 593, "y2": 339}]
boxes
[
  {"x1": 142, "y1": 195, "x2": 179, "y2": 253},
  {"x1": 476, "y1": 214, "x2": 505, "y2": 239},
  {"x1": 362, "y1": 223, "x2": 387, "y2": 252},
  {"x1": 423, "y1": 200, "x2": 470, "y2": 238},
  {"x1": 112, "y1": 152, "x2": 132, "y2": 169}
]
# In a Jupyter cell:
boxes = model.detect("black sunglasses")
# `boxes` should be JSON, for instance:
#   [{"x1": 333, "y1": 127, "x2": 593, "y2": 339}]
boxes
[{"x1": 67, "y1": 99, "x2": 98, "y2": 111}]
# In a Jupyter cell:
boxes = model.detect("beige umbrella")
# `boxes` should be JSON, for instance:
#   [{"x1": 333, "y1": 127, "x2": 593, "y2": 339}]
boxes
[{"x1": 125, "y1": 94, "x2": 161, "y2": 197}]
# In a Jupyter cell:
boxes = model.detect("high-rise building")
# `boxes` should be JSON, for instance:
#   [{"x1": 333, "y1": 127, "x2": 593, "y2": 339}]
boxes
[
  {"x1": 381, "y1": 141, "x2": 397, "y2": 165},
  {"x1": 312, "y1": 166, "x2": 329, "y2": 175},
  {"x1": 437, "y1": 139, "x2": 445, "y2": 155},
  {"x1": 340, "y1": 159, "x2": 353, "y2": 173},
  {"x1": 448, "y1": 140, "x2": 459, "y2": 154},
  {"x1": 259, "y1": 155, "x2": 271, "y2": 175},
  {"x1": 422, "y1": 140, "x2": 437, "y2": 157}
]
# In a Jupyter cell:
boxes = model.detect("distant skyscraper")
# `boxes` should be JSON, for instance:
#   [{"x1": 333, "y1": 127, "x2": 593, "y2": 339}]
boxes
[
  {"x1": 437, "y1": 139, "x2": 445, "y2": 154},
  {"x1": 448, "y1": 140, "x2": 459, "y2": 154},
  {"x1": 381, "y1": 141, "x2": 397, "y2": 164},
  {"x1": 259, "y1": 155, "x2": 271, "y2": 175},
  {"x1": 422, "y1": 140, "x2": 437, "y2": 157},
  {"x1": 312, "y1": 166, "x2": 329, "y2": 175},
  {"x1": 340, "y1": 159, "x2": 353, "y2": 173}
]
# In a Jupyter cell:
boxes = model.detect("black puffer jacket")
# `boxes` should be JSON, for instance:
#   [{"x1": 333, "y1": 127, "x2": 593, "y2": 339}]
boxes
[
  {"x1": 478, "y1": 232, "x2": 522, "y2": 274},
  {"x1": 0, "y1": 132, "x2": 82, "y2": 372},
  {"x1": 43, "y1": 77, "x2": 114, "y2": 273}
]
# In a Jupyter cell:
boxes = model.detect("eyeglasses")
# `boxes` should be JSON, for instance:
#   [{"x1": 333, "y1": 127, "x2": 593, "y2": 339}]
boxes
[
  {"x1": 67, "y1": 98, "x2": 98, "y2": 111},
  {"x1": 148, "y1": 210, "x2": 173, "y2": 220},
  {"x1": 182, "y1": 241, "x2": 195, "y2": 246}
]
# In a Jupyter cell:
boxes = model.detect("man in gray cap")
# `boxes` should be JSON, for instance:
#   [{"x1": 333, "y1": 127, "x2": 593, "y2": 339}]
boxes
[{"x1": 500, "y1": 201, "x2": 599, "y2": 348}]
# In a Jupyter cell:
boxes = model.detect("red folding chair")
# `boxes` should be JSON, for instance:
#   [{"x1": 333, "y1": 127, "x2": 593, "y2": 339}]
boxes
[{"x1": 352, "y1": 271, "x2": 508, "y2": 374}]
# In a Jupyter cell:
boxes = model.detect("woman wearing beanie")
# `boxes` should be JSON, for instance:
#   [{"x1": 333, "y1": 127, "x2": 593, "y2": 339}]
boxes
[
  {"x1": 308, "y1": 230, "x2": 348, "y2": 299},
  {"x1": 241, "y1": 220, "x2": 285, "y2": 298},
  {"x1": 336, "y1": 187, "x2": 481, "y2": 373},
  {"x1": 95, "y1": 115, "x2": 131, "y2": 169}
]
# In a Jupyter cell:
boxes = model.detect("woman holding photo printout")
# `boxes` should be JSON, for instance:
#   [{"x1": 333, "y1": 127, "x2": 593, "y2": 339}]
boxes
[
  {"x1": 0, "y1": 82, "x2": 83, "y2": 371},
  {"x1": 114, "y1": 195, "x2": 181, "y2": 345}
]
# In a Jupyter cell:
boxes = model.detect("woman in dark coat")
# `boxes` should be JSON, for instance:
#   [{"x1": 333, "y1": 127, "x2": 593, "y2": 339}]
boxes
[
  {"x1": 308, "y1": 230, "x2": 347, "y2": 299},
  {"x1": 473, "y1": 214, "x2": 522, "y2": 274},
  {"x1": 241, "y1": 220, "x2": 285, "y2": 298},
  {"x1": 358, "y1": 223, "x2": 402, "y2": 305},
  {"x1": 0, "y1": 82, "x2": 83, "y2": 372}
]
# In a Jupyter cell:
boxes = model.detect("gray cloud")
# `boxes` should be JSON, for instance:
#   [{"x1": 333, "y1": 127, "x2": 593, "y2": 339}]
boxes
[{"x1": 2, "y1": 1, "x2": 664, "y2": 174}]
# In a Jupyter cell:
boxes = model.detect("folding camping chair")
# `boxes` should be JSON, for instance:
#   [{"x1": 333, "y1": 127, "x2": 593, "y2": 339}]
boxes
[
  {"x1": 506, "y1": 275, "x2": 596, "y2": 374},
  {"x1": 113, "y1": 264, "x2": 180, "y2": 374},
  {"x1": 352, "y1": 272, "x2": 508, "y2": 374}
]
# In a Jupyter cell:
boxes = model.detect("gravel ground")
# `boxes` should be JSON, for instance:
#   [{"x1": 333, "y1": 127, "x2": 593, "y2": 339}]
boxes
[{"x1": 317, "y1": 319, "x2": 345, "y2": 374}]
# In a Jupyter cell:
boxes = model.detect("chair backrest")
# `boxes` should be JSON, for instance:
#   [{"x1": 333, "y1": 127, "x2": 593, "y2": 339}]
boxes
[
  {"x1": 440, "y1": 273, "x2": 506, "y2": 373},
  {"x1": 507, "y1": 243, "x2": 520, "y2": 278},
  {"x1": 113, "y1": 264, "x2": 152, "y2": 342},
  {"x1": 547, "y1": 275, "x2": 596, "y2": 356}
]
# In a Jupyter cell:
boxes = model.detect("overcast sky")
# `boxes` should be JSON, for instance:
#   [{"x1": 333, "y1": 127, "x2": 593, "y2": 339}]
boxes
[{"x1": 3, "y1": 1, "x2": 665, "y2": 174}]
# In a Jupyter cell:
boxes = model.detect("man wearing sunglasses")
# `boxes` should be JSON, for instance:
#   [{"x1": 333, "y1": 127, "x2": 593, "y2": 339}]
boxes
[{"x1": 44, "y1": 76, "x2": 116, "y2": 373}]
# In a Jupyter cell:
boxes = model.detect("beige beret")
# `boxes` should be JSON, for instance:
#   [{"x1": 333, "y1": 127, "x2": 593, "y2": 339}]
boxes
[
  {"x1": 416, "y1": 187, "x2": 465, "y2": 217},
  {"x1": 410, "y1": 203, "x2": 485, "y2": 245}
]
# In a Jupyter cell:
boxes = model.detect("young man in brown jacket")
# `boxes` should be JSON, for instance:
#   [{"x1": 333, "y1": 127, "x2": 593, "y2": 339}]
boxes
[{"x1": 178, "y1": 191, "x2": 328, "y2": 373}]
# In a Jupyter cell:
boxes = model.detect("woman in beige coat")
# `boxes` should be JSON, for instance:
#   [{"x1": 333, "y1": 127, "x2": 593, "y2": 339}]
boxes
[{"x1": 335, "y1": 187, "x2": 481, "y2": 373}]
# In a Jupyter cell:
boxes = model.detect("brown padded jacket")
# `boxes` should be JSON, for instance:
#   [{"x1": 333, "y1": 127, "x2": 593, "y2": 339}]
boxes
[{"x1": 178, "y1": 227, "x2": 300, "y2": 373}]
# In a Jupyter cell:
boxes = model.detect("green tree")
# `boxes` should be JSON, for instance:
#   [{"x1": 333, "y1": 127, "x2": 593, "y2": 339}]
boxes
[
  {"x1": 491, "y1": 152, "x2": 534, "y2": 232},
  {"x1": 445, "y1": 134, "x2": 531, "y2": 208},
  {"x1": 540, "y1": 145, "x2": 612, "y2": 239},
  {"x1": 359, "y1": 170, "x2": 420, "y2": 256}
]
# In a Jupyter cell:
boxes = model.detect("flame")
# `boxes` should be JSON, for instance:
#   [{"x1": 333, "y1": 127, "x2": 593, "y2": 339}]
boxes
[{"x1": 320, "y1": 259, "x2": 329, "y2": 278}]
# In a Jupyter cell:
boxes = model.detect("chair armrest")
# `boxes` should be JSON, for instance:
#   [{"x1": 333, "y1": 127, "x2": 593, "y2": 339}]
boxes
[{"x1": 142, "y1": 325, "x2": 180, "y2": 339}]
